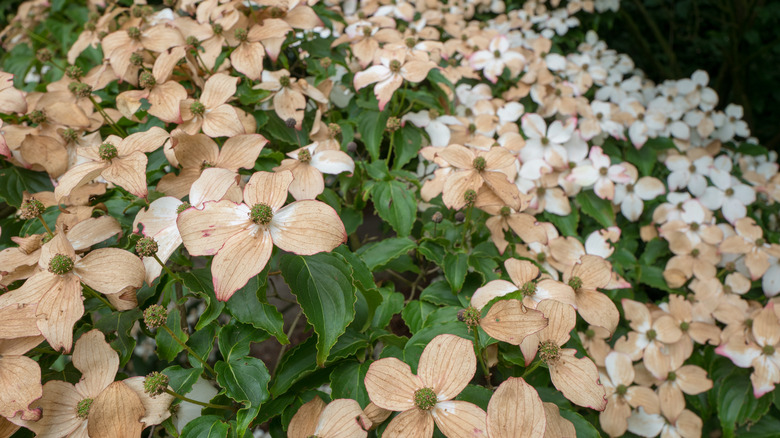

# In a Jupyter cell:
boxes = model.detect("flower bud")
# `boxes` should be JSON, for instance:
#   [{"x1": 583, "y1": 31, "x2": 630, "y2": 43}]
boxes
[
  {"x1": 136, "y1": 237, "x2": 159, "y2": 258},
  {"x1": 285, "y1": 118, "x2": 297, "y2": 128},
  {"x1": 454, "y1": 212, "x2": 466, "y2": 223},
  {"x1": 144, "y1": 304, "x2": 168, "y2": 328},
  {"x1": 431, "y1": 211, "x2": 443, "y2": 223},
  {"x1": 36, "y1": 48, "x2": 52, "y2": 63},
  {"x1": 143, "y1": 371, "x2": 170, "y2": 397},
  {"x1": 65, "y1": 65, "x2": 83, "y2": 80}
]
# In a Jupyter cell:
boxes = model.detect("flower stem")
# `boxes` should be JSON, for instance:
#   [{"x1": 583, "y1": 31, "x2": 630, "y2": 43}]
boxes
[
  {"x1": 88, "y1": 95, "x2": 127, "y2": 137},
  {"x1": 522, "y1": 359, "x2": 542, "y2": 378},
  {"x1": 461, "y1": 204, "x2": 473, "y2": 248},
  {"x1": 153, "y1": 254, "x2": 183, "y2": 284},
  {"x1": 471, "y1": 329, "x2": 492, "y2": 388},
  {"x1": 163, "y1": 388, "x2": 233, "y2": 411},
  {"x1": 82, "y1": 283, "x2": 115, "y2": 311},
  {"x1": 160, "y1": 325, "x2": 217, "y2": 376},
  {"x1": 386, "y1": 131, "x2": 395, "y2": 167},
  {"x1": 38, "y1": 216, "x2": 53, "y2": 238}
]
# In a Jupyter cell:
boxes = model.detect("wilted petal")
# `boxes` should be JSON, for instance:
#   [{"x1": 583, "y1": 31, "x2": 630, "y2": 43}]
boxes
[
  {"x1": 270, "y1": 200, "x2": 347, "y2": 254},
  {"x1": 36, "y1": 275, "x2": 83, "y2": 353},
  {"x1": 203, "y1": 104, "x2": 244, "y2": 138},
  {"x1": 273, "y1": 87, "x2": 306, "y2": 129},
  {"x1": 7, "y1": 380, "x2": 81, "y2": 435},
  {"x1": 432, "y1": 400, "x2": 487, "y2": 437},
  {"x1": 87, "y1": 381, "x2": 145, "y2": 438},
  {"x1": 0, "y1": 355, "x2": 42, "y2": 421},
  {"x1": 54, "y1": 161, "x2": 109, "y2": 202},
  {"x1": 365, "y1": 358, "x2": 421, "y2": 411},
  {"x1": 103, "y1": 151, "x2": 149, "y2": 198},
  {"x1": 123, "y1": 376, "x2": 174, "y2": 427},
  {"x1": 487, "y1": 377, "x2": 546, "y2": 438},
  {"x1": 550, "y1": 349, "x2": 607, "y2": 410},
  {"x1": 481, "y1": 300, "x2": 548, "y2": 345},
  {"x1": 75, "y1": 248, "x2": 144, "y2": 295},
  {"x1": 212, "y1": 228, "x2": 272, "y2": 301},
  {"x1": 289, "y1": 396, "x2": 326, "y2": 438},
  {"x1": 73, "y1": 329, "x2": 119, "y2": 398},
  {"x1": 417, "y1": 334, "x2": 475, "y2": 401}
]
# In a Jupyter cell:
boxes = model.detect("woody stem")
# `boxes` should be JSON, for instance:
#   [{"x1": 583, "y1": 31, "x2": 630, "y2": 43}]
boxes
[
  {"x1": 88, "y1": 96, "x2": 127, "y2": 137},
  {"x1": 38, "y1": 216, "x2": 53, "y2": 238},
  {"x1": 471, "y1": 329, "x2": 492, "y2": 389},
  {"x1": 163, "y1": 388, "x2": 233, "y2": 410},
  {"x1": 160, "y1": 325, "x2": 217, "y2": 376}
]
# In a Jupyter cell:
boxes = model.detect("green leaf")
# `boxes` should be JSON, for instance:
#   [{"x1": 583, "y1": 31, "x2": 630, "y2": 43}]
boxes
[
  {"x1": 392, "y1": 125, "x2": 422, "y2": 170},
  {"x1": 420, "y1": 281, "x2": 460, "y2": 307},
  {"x1": 356, "y1": 237, "x2": 417, "y2": 270},
  {"x1": 330, "y1": 361, "x2": 371, "y2": 408},
  {"x1": 624, "y1": 142, "x2": 657, "y2": 175},
  {"x1": 576, "y1": 191, "x2": 615, "y2": 228},
  {"x1": 333, "y1": 246, "x2": 377, "y2": 292},
  {"x1": 639, "y1": 239, "x2": 669, "y2": 265},
  {"x1": 187, "y1": 323, "x2": 219, "y2": 369},
  {"x1": 155, "y1": 308, "x2": 188, "y2": 362},
  {"x1": 402, "y1": 300, "x2": 437, "y2": 334},
  {"x1": 737, "y1": 414, "x2": 780, "y2": 437},
  {"x1": 455, "y1": 385, "x2": 493, "y2": 410},
  {"x1": 225, "y1": 276, "x2": 288, "y2": 344},
  {"x1": 281, "y1": 252, "x2": 357, "y2": 366},
  {"x1": 357, "y1": 110, "x2": 389, "y2": 160},
  {"x1": 0, "y1": 166, "x2": 55, "y2": 207},
  {"x1": 217, "y1": 322, "x2": 267, "y2": 362},
  {"x1": 94, "y1": 308, "x2": 142, "y2": 367},
  {"x1": 718, "y1": 372, "x2": 752, "y2": 437},
  {"x1": 372, "y1": 287, "x2": 404, "y2": 329},
  {"x1": 443, "y1": 252, "x2": 469, "y2": 291},
  {"x1": 543, "y1": 210, "x2": 579, "y2": 237},
  {"x1": 215, "y1": 356, "x2": 271, "y2": 406},
  {"x1": 181, "y1": 415, "x2": 230, "y2": 438},
  {"x1": 558, "y1": 409, "x2": 601, "y2": 438},
  {"x1": 163, "y1": 365, "x2": 201, "y2": 395},
  {"x1": 180, "y1": 269, "x2": 225, "y2": 330},
  {"x1": 370, "y1": 180, "x2": 417, "y2": 237},
  {"x1": 403, "y1": 322, "x2": 470, "y2": 372}
]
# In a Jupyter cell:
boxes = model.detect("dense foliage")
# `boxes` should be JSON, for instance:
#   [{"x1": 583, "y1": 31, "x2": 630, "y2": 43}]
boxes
[{"x1": 1, "y1": 0, "x2": 780, "y2": 437}]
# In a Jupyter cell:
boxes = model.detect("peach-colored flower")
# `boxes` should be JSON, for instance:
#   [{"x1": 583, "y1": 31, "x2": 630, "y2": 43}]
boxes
[
  {"x1": 364, "y1": 334, "x2": 488, "y2": 437},
  {"x1": 9, "y1": 330, "x2": 174, "y2": 437},
  {"x1": 519, "y1": 300, "x2": 607, "y2": 410},
  {"x1": 288, "y1": 397, "x2": 370, "y2": 438},
  {"x1": 561, "y1": 254, "x2": 620, "y2": 334},
  {"x1": 180, "y1": 73, "x2": 246, "y2": 138},
  {"x1": 273, "y1": 141, "x2": 355, "y2": 200},
  {"x1": 599, "y1": 352, "x2": 660, "y2": 437},
  {"x1": 55, "y1": 127, "x2": 169, "y2": 201},
  {"x1": 254, "y1": 69, "x2": 328, "y2": 130},
  {"x1": 354, "y1": 49, "x2": 436, "y2": 111},
  {"x1": 485, "y1": 377, "x2": 546, "y2": 438},
  {"x1": 615, "y1": 299, "x2": 684, "y2": 380},
  {"x1": 178, "y1": 170, "x2": 346, "y2": 301},
  {"x1": 0, "y1": 336, "x2": 44, "y2": 422}
]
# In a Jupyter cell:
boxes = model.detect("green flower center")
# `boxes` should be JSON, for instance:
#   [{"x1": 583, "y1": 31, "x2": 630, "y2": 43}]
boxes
[
  {"x1": 763, "y1": 345, "x2": 776, "y2": 355},
  {"x1": 190, "y1": 101, "x2": 206, "y2": 116},
  {"x1": 389, "y1": 60, "x2": 402, "y2": 73},
  {"x1": 616, "y1": 384, "x2": 628, "y2": 396},
  {"x1": 539, "y1": 340, "x2": 560, "y2": 364},
  {"x1": 129, "y1": 52, "x2": 144, "y2": 66},
  {"x1": 143, "y1": 371, "x2": 170, "y2": 396},
  {"x1": 49, "y1": 254, "x2": 74, "y2": 275},
  {"x1": 691, "y1": 248, "x2": 700, "y2": 257},
  {"x1": 279, "y1": 75, "x2": 291, "y2": 87},
  {"x1": 143, "y1": 304, "x2": 168, "y2": 328},
  {"x1": 536, "y1": 252, "x2": 546, "y2": 262},
  {"x1": 680, "y1": 321, "x2": 690, "y2": 331},
  {"x1": 568, "y1": 276, "x2": 583, "y2": 291},
  {"x1": 61, "y1": 128, "x2": 78, "y2": 143},
  {"x1": 689, "y1": 222, "x2": 700, "y2": 231},
  {"x1": 212, "y1": 23, "x2": 223, "y2": 35},
  {"x1": 234, "y1": 28, "x2": 248, "y2": 42},
  {"x1": 250, "y1": 203, "x2": 273, "y2": 225},
  {"x1": 77, "y1": 398, "x2": 93, "y2": 419},
  {"x1": 756, "y1": 238, "x2": 766, "y2": 246},
  {"x1": 20, "y1": 198, "x2": 45, "y2": 219},
  {"x1": 464, "y1": 189, "x2": 477, "y2": 205},
  {"x1": 414, "y1": 387, "x2": 437, "y2": 410},
  {"x1": 458, "y1": 306, "x2": 481, "y2": 327},
  {"x1": 139, "y1": 71, "x2": 156, "y2": 89},
  {"x1": 725, "y1": 188, "x2": 734, "y2": 197},
  {"x1": 646, "y1": 329, "x2": 657, "y2": 341},
  {"x1": 541, "y1": 137, "x2": 550, "y2": 145},
  {"x1": 585, "y1": 329, "x2": 596, "y2": 339},
  {"x1": 298, "y1": 149, "x2": 312, "y2": 163},
  {"x1": 521, "y1": 281, "x2": 536, "y2": 297},
  {"x1": 500, "y1": 206, "x2": 511, "y2": 217},
  {"x1": 127, "y1": 26, "x2": 141, "y2": 40},
  {"x1": 270, "y1": 7, "x2": 285, "y2": 18},
  {"x1": 136, "y1": 237, "x2": 158, "y2": 258},
  {"x1": 472, "y1": 156, "x2": 487, "y2": 171},
  {"x1": 99, "y1": 143, "x2": 118, "y2": 161},
  {"x1": 29, "y1": 110, "x2": 47, "y2": 125},
  {"x1": 493, "y1": 50, "x2": 501, "y2": 58},
  {"x1": 667, "y1": 371, "x2": 677, "y2": 381}
]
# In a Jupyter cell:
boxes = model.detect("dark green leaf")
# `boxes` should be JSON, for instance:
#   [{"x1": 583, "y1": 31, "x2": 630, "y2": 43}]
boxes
[
  {"x1": 420, "y1": 281, "x2": 460, "y2": 307},
  {"x1": 0, "y1": 166, "x2": 55, "y2": 207},
  {"x1": 392, "y1": 125, "x2": 422, "y2": 170},
  {"x1": 330, "y1": 361, "x2": 371, "y2": 408},
  {"x1": 217, "y1": 322, "x2": 267, "y2": 362},
  {"x1": 281, "y1": 252, "x2": 356, "y2": 366},
  {"x1": 718, "y1": 372, "x2": 751, "y2": 437},
  {"x1": 94, "y1": 308, "x2": 142, "y2": 367},
  {"x1": 576, "y1": 191, "x2": 615, "y2": 228},
  {"x1": 180, "y1": 269, "x2": 225, "y2": 330},
  {"x1": 356, "y1": 237, "x2": 416, "y2": 270},
  {"x1": 402, "y1": 300, "x2": 437, "y2": 334},
  {"x1": 543, "y1": 210, "x2": 579, "y2": 236},
  {"x1": 180, "y1": 415, "x2": 230, "y2": 438},
  {"x1": 357, "y1": 110, "x2": 389, "y2": 160},
  {"x1": 226, "y1": 276, "x2": 288, "y2": 344},
  {"x1": 163, "y1": 366, "x2": 202, "y2": 395},
  {"x1": 370, "y1": 180, "x2": 417, "y2": 237},
  {"x1": 558, "y1": 409, "x2": 601, "y2": 438},
  {"x1": 443, "y1": 252, "x2": 469, "y2": 291},
  {"x1": 372, "y1": 287, "x2": 404, "y2": 329},
  {"x1": 156, "y1": 308, "x2": 188, "y2": 362},
  {"x1": 215, "y1": 356, "x2": 271, "y2": 406}
]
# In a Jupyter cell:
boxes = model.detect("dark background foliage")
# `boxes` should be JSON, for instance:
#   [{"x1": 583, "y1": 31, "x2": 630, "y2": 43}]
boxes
[{"x1": 584, "y1": 0, "x2": 780, "y2": 150}]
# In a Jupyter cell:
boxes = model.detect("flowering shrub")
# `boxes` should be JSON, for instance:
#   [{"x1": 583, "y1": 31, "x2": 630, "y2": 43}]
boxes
[{"x1": 1, "y1": 0, "x2": 779, "y2": 437}]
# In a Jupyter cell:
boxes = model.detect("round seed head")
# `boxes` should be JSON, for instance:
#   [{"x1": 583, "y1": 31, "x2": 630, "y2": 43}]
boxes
[
  {"x1": 144, "y1": 304, "x2": 168, "y2": 328},
  {"x1": 136, "y1": 237, "x2": 158, "y2": 257},
  {"x1": 413, "y1": 387, "x2": 437, "y2": 410},
  {"x1": 144, "y1": 371, "x2": 170, "y2": 396},
  {"x1": 250, "y1": 203, "x2": 273, "y2": 225},
  {"x1": 49, "y1": 254, "x2": 74, "y2": 275},
  {"x1": 20, "y1": 198, "x2": 45, "y2": 219},
  {"x1": 77, "y1": 398, "x2": 93, "y2": 419},
  {"x1": 99, "y1": 142, "x2": 118, "y2": 161}
]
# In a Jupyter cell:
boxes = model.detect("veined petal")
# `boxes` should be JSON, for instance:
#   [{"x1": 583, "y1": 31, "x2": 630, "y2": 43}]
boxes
[
  {"x1": 67, "y1": 216, "x2": 122, "y2": 251},
  {"x1": 72, "y1": 329, "x2": 119, "y2": 399},
  {"x1": 201, "y1": 73, "x2": 238, "y2": 108},
  {"x1": 269, "y1": 200, "x2": 347, "y2": 254},
  {"x1": 6, "y1": 380, "x2": 79, "y2": 434},
  {"x1": 432, "y1": 400, "x2": 487, "y2": 437},
  {"x1": 212, "y1": 228, "x2": 272, "y2": 301},
  {"x1": 311, "y1": 150, "x2": 355, "y2": 175},
  {"x1": 123, "y1": 376, "x2": 175, "y2": 427},
  {"x1": 487, "y1": 378, "x2": 545, "y2": 438},
  {"x1": 36, "y1": 274, "x2": 83, "y2": 353},
  {"x1": 189, "y1": 168, "x2": 241, "y2": 208},
  {"x1": 471, "y1": 280, "x2": 517, "y2": 311},
  {"x1": 244, "y1": 170, "x2": 293, "y2": 210},
  {"x1": 0, "y1": 355, "x2": 42, "y2": 422},
  {"x1": 374, "y1": 74, "x2": 404, "y2": 111},
  {"x1": 87, "y1": 381, "x2": 145, "y2": 438},
  {"x1": 417, "y1": 334, "x2": 475, "y2": 401},
  {"x1": 551, "y1": 350, "x2": 607, "y2": 410},
  {"x1": 202, "y1": 104, "x2": 244, "y2": 138},
  {"x1": 383, "y1": 408, "x2": 433, "y2": 438},
  {"x1": 54, "y1": 161, "x2": 109, "y2": 202},
  {"x1": 75, "y1": 248, "x2": 144, "y2": 295},
  {"x1": 285, "y1": 163, "x2": 325, "y2": 200},
  {"x1": 315, "y1": 399, "x2": 370, "y2": 438},
  {"x1": 353, "y1": 65, "x2": 392, "y2": 91},
  {"x1": 102, "y1": 151, "x2": 149, "y2": 198},
  {"x1": 217, "y1": 134, "x2": 268, "y2": 170},
  {"x1": 231, "y1": 42, "x2": 265, "y2": 81},
  {"x1": 364, "y1": 358, "x2": 422, "y2": 411},
  {"x1": 178, "y1": 200, "x2": 251, "y2": 256},
  {"x1": 481, "y1": 300, "x2": 548, "y2": 345},
  {"x1": 288, "y1": 396, "x2": 325, "y2": 438}
]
